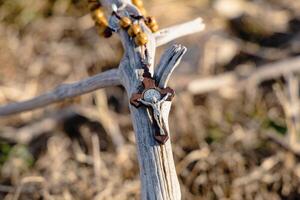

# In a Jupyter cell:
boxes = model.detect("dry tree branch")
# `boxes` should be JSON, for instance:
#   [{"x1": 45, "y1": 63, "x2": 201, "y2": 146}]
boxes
[
  {"x1": 0, "y1": 18, "x2": 205, "y2": 117},
  {"x1": 0, "y1": 105, "x2": 114, "y2": 144},
  {"x1": 273, "y1": 73, "x2": 300, "y2": 150},
  {"x1": 187, "y1": 56, "x2": 300, "y2": 95},
  {"x1": 264, "y1": 131, "x2": 300, "y2": 156},
  {"x1": 233, "y1": 153, "x2": 283, "y2": 187},
  {"x1": 155, "y1": 18, "x2": 205, "y2": 47},
  {"x1": 155, "y1": 44, "x2": 187, "y2": 88},
  {"x1": 0, "y1": 69, "x2": 120, "y2": 116}
]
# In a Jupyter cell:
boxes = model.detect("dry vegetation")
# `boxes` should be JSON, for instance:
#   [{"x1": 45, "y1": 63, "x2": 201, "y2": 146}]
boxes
[{"x1": 1, "y1": 0, "x2": 300, "y2": 199}]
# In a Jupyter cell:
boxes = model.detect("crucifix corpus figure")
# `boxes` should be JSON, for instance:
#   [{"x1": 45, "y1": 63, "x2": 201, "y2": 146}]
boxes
[
  {"x1": 130, "y1": 76, "x2": 175, "y2": 144},
  {"x1": 139, "y1": 92, "x2": 171, "y2": 136}
]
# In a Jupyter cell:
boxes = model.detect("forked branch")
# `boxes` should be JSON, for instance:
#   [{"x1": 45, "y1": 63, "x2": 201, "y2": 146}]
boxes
[
  {"x1": 155, "y1": 44, "x2": 187, "y2": 88},
  {"x1": 0, "y1": 16, "x2": 205, "y2": 117}
]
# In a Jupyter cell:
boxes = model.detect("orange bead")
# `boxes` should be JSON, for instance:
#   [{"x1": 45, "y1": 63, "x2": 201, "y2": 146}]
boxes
[
  {"x1": 92, "y1": 8, "x2": 105, "y2": 20},
  {"x1": 149, "y1": 24, "x2": 159, "y2": 32},
  {"x1": 128, "y1": 24, "x2": 141, "y2": 37},
  {"x1": 92, "y1": 9, "x2": 108, "y2": 26},
  {"x1": 119, "y1": 17, "x2": 132, "y2": 29},
  {"x1": 132, "y1": 0, "x2": 144, "y2": 8},
  {"x1": 95, "y1": 18, "x2": 108, "y2": 26},
  {"x1": 135, "y1": 32, "x2": 148, "y2": 46},
  {"x1": 146, "y1": 16, "x2": 157, "y2": 27},
  {"x1": 145, "y1": 16, "x2": 158, "y2": 32}
]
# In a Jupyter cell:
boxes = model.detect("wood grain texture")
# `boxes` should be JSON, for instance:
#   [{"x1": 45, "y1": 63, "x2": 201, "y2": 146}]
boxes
[
  {"x1": 0, "y1": 69, "x2": 120, "y2": 116},
  {"x1": 102, "y1": 1, "x2": 199, "y2": 199}
]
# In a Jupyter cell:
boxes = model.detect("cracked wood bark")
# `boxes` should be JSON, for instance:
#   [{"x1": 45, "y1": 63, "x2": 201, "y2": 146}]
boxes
[{"x1": 103, "y1": 1, "x2": 183, "y2": 199}]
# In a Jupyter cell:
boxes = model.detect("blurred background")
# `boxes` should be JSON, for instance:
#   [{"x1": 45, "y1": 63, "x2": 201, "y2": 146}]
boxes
[{"x1": 1, "y1": 0, "x2": 300, "y2": 199}]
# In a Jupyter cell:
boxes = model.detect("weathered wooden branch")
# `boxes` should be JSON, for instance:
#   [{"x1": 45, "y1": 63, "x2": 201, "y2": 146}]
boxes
[
  {"x1": 187, "y1": 56, "x2": 300, "y2": 95},
  {"x1": 112, "y1": 4, "x2": 184, "y2": 198},
  {"x1": 0, "y1": 0, "x2": 205, "y2": 199},
  {"x1": 0, "y1": 69, "x2": 120, "y2": 116},
  {"x1": 155, "y1": 18, "x2": 205, "y2": 47},
  {"x1": 0, "y1": 106, "x2": 90, "y2": 144},
  {"x1": 0, "y1": 18, "x2": 204, "y2": 116},
  {"x1": 155, "y1": 44, "x2": 187, "y2": 88}
]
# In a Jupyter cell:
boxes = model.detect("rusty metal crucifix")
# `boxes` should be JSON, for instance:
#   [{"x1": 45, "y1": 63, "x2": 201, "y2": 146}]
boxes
[{"x1": 130, "y1": 73, "x2": 175, "y2": 144}]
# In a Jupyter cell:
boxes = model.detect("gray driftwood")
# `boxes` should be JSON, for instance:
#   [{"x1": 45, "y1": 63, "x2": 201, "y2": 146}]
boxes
[{"x1": 0, "y1": 0, "x2": 205, "y2": 199}]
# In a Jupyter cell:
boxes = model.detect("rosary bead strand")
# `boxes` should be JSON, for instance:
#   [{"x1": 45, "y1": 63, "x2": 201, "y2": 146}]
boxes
[
  {"x1": 92, "y1": 8, "x2": 106, "y2": 24},
  {"x1": 128, "y1": 23, "x2": 141, "y2": 37},
  {"x1": 88, "y1": 0, "x2": 112, "y2": 38},
  {"x1": 145, "y1": 16, "x2": 159, "y2": 33},
  {"x1": 119, "y1": 17, "x2": 132, "y2": 29},
  {"x1": 132, "y1": 0, "x2": 158, "y2": 33},
  {"x1": 132, "y1": 0, "x2": 143, "y2": 8},
  {"x1": 132, "y1": 0, "x2": 147, "y2": 16},
  {"x1": 135, "y1": 32, "x2": 148, "y2": 46},
  {"x1": 87, "y1": 0, "x2": 157, "y2": 44}
]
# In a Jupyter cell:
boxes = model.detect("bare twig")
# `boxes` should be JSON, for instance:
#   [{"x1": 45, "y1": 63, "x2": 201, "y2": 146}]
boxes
[
  {"x1": 94, "y1": 90, "x2": 125, "y2": 150},
  {"x1": 92, "y1": 134, "x2": 103, "y2": 189},
  {"x1": 155, "y1": 44, "x2": 187, "y2": 88},
  {"x1": 273, "y1": 73, "x2": 300, "y2": 149},
  {"x1": 13, "y1": 176, "x2": 46, "y2": 200},
  {"x1": 155, "y1": 18, "x2": 205, "y2": 47},
  {"x1": 264, "y1": 131, "x2": 300, "y2": 157},
  {"x1": 0, "y1": 106, "x2": 114, "y2": 144},
  {"x1": 0, "y1": 69, "x2": 120, "y2": 116},
  {"x1": 233, "y1": 153, "x2": 282, "y2": 187},
  {"x1": 187, "y1": 56, "x2": 300, "y2": 95}
]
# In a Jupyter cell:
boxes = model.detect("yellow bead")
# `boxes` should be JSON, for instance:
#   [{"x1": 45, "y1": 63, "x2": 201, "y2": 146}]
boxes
[
  {"x1": 119, "y1": 17, "x2": 132, "y2": 29},
  {"x1": 92, "y1": 8, "x2": 105, "y2": 21},
  {"x1": 128, "y1": 24, "x2": 141, "y2": 37},
  {"x1": 132, "y1": 0, "x2": 144, "y2": 8},
  {"x1": 145, "y1": 16, "x2": 157, "y2": 27},
  {"x1": 145, "y1": 16, "x2": 158, "y2": 32},
  {"x1": 135, "y1": 32, "x2": 148, "y2": 46},
  {"x1": 95, "y1": 18, "x2": 108, "y2": 26},
  {"x1": 92, "y1": 9, "x2": 108, "y2": 26},
  {"x1": 150, "y1": 24, "x2": 159, "y2": 32}
]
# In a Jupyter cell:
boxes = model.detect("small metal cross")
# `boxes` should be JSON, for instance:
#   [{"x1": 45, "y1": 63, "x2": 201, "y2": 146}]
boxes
[{"x1": 130, "y1": 74, "x2": 175, "y2": 144}]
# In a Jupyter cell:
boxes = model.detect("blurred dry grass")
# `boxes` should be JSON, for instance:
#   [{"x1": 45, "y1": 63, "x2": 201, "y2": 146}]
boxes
[{"x1": 1, "y1": 0, "x2": 300, "y2": 199}]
